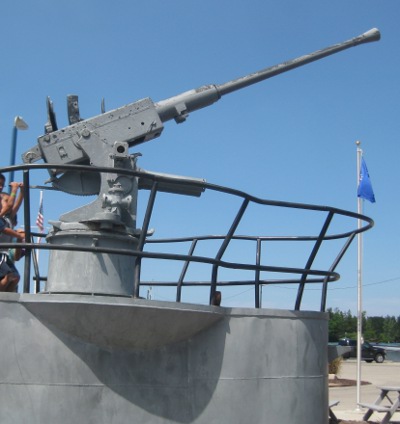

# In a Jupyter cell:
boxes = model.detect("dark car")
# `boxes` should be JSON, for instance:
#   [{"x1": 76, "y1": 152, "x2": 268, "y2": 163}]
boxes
[{"x1": 338, "y1": 338, "x2": 386, "y2": 363}]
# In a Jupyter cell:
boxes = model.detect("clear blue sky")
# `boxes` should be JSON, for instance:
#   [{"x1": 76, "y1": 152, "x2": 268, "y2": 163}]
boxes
[{"x1": 0, "y1": 0, "x2": 398, "y2": 316}]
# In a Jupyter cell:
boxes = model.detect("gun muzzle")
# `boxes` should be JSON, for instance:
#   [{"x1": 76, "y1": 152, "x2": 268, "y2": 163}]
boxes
[
  {"x1": 155, "y1": 29, "x2": 380, "y2": 124},
  {"x1": 217, "y1": 28, "x2": 381, "y2": 96}
]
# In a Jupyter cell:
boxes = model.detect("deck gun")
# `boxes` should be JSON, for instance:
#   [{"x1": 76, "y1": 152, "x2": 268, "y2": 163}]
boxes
[{"x1": 22, "y1": 28, "x2": 380, "y2": 231}]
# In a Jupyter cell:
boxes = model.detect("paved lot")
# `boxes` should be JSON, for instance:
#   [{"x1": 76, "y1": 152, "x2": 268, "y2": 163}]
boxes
[{"x1": 329, "y1": 359, "x2": 400, "y2": 422}]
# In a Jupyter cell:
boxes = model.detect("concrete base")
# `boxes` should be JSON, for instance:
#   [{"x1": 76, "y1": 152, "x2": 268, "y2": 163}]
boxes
[{"x1": 0, "y1": 293, "x2": 329, "y2": 424}]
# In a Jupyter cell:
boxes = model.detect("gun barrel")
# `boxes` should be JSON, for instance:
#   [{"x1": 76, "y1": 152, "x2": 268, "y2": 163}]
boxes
[
  {"x1": 156, "y1": 28, "x2": 380, "y2": 124},
  {"x1": 217, "y1": 28, "x2": 380, "y2": 96}
]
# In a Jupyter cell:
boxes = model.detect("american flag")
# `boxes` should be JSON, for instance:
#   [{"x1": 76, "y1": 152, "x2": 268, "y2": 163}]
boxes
[{"x1": 36, "y1": 191, "x2": 44, "y2": 233}]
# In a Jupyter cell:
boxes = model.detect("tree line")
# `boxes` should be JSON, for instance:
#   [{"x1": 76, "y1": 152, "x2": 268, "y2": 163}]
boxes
[{"x1": 328, "y1": 308, "x2": 400, "y2": 343}]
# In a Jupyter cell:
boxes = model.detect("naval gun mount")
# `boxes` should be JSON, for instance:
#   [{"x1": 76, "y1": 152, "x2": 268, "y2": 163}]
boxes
[
  {"x1": 0, "y1": 29, "x2": 379, "y2": 424},
  {"x1": 22, "y1": 28, "x2": 380, "y2": 299}
]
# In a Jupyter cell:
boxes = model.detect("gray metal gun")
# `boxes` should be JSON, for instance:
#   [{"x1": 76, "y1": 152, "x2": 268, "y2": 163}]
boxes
[
  {"x1": 23, "y1": 28, "x2": 380, "y2": 167},
  {"x1": 21, "y1": 29, "x2": 380, "y2": 226}
]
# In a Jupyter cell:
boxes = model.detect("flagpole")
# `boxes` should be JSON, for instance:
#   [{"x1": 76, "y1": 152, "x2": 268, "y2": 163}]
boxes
[
  {"x1": 35, "y1": 190, "x2": 44, "y2": 293},
  {"x1": 356, "y1": 140, "x2": 363, "y2": 409}
]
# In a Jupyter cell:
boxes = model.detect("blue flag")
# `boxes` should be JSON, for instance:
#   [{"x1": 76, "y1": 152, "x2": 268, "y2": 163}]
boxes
[{"x1": 357, "y1": 157, "x2": 375, "y2": 203}]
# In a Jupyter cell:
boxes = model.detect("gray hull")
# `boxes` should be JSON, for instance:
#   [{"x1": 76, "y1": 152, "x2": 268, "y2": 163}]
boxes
[{"x1": 0, "y1": 293, "x2": 328, "y2": 424}]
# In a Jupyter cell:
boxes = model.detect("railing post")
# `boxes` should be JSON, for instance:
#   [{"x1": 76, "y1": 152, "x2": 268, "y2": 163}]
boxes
[
  {"x1": 133, "y1": 182, "x2": 158, "y2": 298},
  {"x1": 176, "y1": 239, "x2": 198, "y2": 302},
  {"x1": 255, "y1": 238, "x2": 262, "y2": 308},
  {"x1": 22, "y1": 170, "x2": 31, "y2": 293},
  {"x1": 320, "y1": 233, "x2": 356, "y2": 312},
  {"x1": 210, "y1": 198, "x2": 249, "y2": 304},
  {"x1": 295, "y1": 211, "x2": 334, "y2": 310}
]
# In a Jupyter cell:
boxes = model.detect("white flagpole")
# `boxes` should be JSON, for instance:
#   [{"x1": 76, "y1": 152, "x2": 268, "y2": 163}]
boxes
[
  {"x1": 34, "y1": 190, "x2": 44, "y2": 294},
  {"x1": 36, "y1": 190, "x2": 44, "y2": 253},
  {"x1": 356, "y1": 140, "x2": 363, "y2": 409}
]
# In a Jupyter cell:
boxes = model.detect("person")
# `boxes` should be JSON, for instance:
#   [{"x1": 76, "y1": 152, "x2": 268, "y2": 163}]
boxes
[
  {"x1": 0, "y1": 173, "x2": 20, "y2": 217},
  {"x1": 0, "y1": 214, "x2": 25, "y2": 292},
  {"x1": 3, "y1": 183, "x2": 24, "y2": 226},
  {"x1": 2, "y1": 186, "x2": 25, "y2": 262},
  {"x1": 0, "y1": 174, "x2": 25, "y2": 292},
  {"x1": 0, "y1": 173, "x2": 24, "y2": 222}
]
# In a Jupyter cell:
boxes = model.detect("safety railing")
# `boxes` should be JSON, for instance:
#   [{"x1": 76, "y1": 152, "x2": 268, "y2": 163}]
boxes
[{"x1": 0, "y1": 163, "x2": 373, "y2": 311}]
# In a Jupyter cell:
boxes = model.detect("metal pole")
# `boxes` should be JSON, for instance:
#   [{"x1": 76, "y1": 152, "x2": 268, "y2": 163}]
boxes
[
  {"x1": 22, "y1": 170, "x2": 32, "y2": 293},
  {"x1": 133, "y1": 181, "x2": 158, "y2": 298},
  {"x1": 9, "y1": 116, "x2": 28, "y2": 184},
  {"x1": 9, "y1": 126, "x2": 18, "y2": 184},
  {"x1": 255, "y1": 238, "x2": 261, "y2": 308},
  {"x1": 356, "y1": 140, "x2": 363, "y2": 409}
]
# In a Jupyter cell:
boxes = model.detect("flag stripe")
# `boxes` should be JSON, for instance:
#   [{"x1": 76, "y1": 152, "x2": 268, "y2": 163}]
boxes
[{"x1": 36, "y1": 191, "x2": 44, "y2": 232}]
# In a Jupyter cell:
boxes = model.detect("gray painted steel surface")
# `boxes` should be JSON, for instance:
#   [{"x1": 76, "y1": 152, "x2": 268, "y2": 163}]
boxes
[
  {"x1": 0, "y1": 293, "x2": 328, "y2": 424},
  {"x1": 1, "y1": 29, "x2": 380, "y2": 424},
  {"x1": 46, "y1": 229, "x2": 138, "y2": 295}
]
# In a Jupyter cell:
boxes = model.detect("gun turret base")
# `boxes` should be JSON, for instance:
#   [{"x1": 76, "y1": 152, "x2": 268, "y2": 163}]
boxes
[{"x1": 46, "y1": 229, "x2": 138, "y2": 296}]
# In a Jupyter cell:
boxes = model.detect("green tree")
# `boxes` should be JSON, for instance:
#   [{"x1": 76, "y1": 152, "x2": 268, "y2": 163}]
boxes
[
  {"x1": 328, "y1": 309, "x2": 400, "y2": 343},
  {"x1": 328, "y1": 308, "x2": 344, "y2": 342},
  {"x1": 343, "y1": 309, "x2": 357, "y2": 338},
  {"x1": 363, "y1": 317, "x2": 378, "y2": 341},
  {"x1": 365, "y1": 316, "x2": 385, "y2": 342},
  {"x1": 382, "y1": 316, "x2": 398, "y2": 343}
]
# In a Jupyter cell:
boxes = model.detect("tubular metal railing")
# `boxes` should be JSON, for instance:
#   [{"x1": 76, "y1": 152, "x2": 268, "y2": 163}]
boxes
[{"x1": 0, "y1": 163, "x2": 373, "y2": 311}]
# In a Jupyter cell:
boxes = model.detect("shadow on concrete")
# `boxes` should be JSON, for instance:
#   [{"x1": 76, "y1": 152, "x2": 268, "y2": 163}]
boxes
[{"x1": 21, "y1": 295, "x2": 229, "y2": 423}]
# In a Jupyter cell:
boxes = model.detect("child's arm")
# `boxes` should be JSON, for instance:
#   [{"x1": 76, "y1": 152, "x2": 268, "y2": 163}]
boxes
[
  {"x1": 10, "y1": 183, "x2": 24, "y2": 218},
  {"x1": 2, "y1": 227, "x2": 25, "y2": 240},
  {"x1": 0, "y1": 218, "x2": 24, "y2": 240},
  {"x1": 0, "y1": 183, "x2": 19, "y2": 217}
]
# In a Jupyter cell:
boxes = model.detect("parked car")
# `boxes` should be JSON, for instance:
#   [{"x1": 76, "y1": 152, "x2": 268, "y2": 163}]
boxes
[{"x1": 338, "y1": 338, "x2": 386, "y2": 363}]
